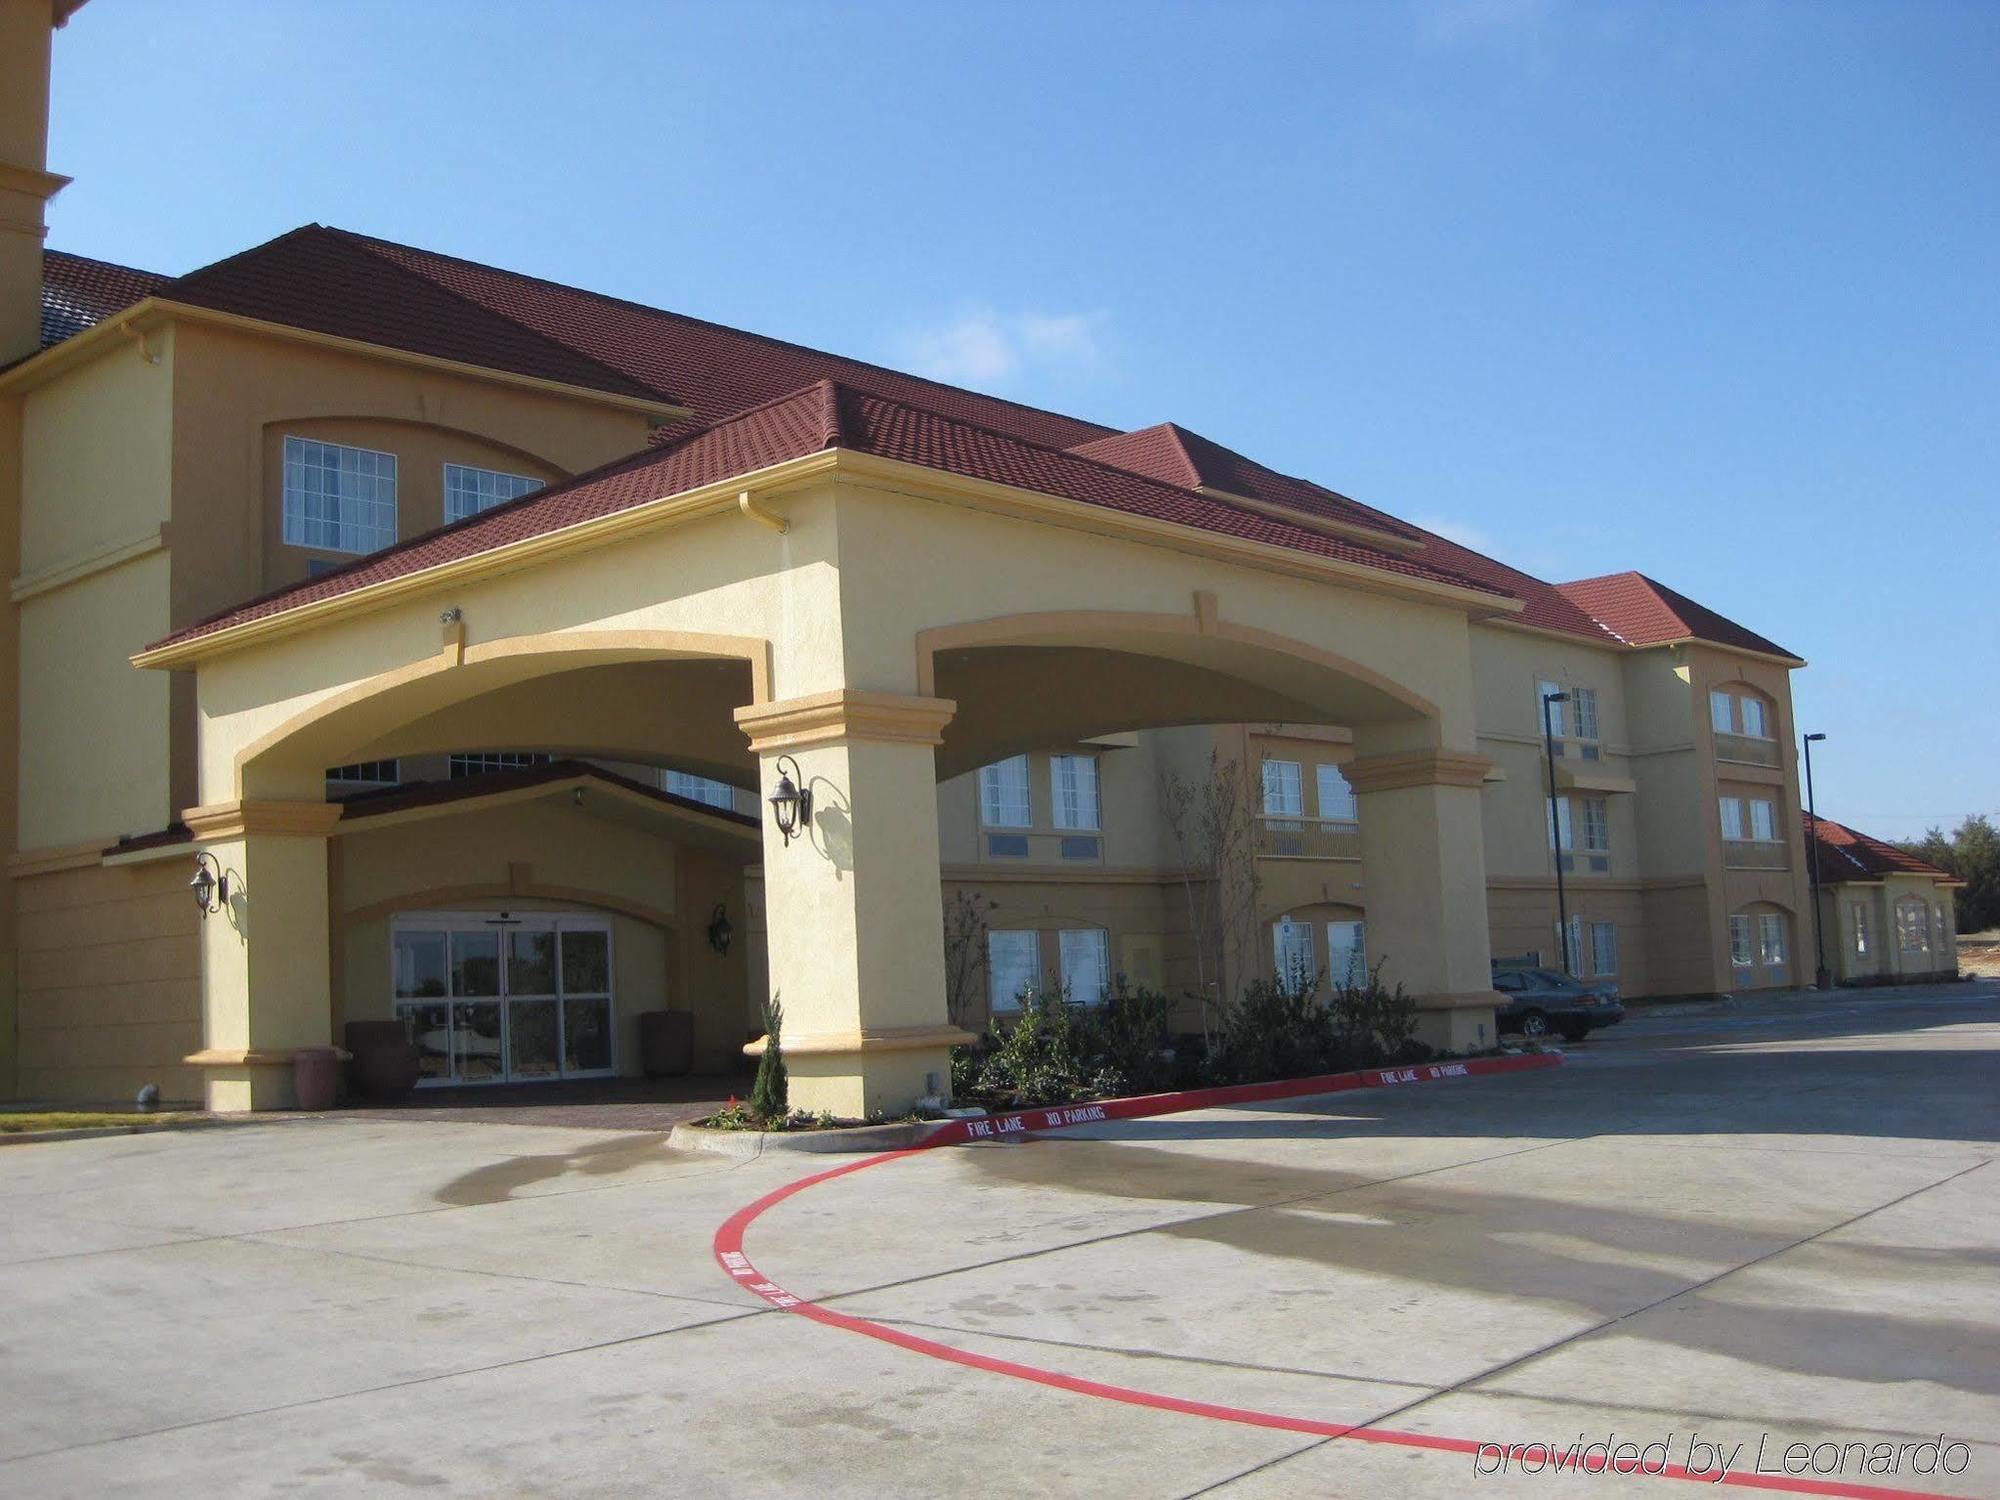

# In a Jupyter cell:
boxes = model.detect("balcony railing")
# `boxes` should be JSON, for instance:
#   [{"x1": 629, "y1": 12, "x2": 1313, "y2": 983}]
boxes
[
  {"x1": 1255, "y1": 816, "x2": 1363, "y2": 860},
  {"x1": 1723, "y1": 838, "x2": 1789, "y2": 871},
  {"x1": 1714, "y1": 732, "x2": 1780, "y2": 767}
]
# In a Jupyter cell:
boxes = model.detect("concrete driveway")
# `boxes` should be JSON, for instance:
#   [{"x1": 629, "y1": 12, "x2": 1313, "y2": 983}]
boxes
[{"x1": 1, "y1": 984, "x2": 1994, "y2": 1499}]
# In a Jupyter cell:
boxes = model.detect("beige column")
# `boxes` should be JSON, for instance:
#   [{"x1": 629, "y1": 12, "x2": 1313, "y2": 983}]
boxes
[
  {"x1": 180, "y1": 799, "x2": 343, "y2": 1112},
  {"x1": 1346, "y1": 746, "x2": 1501, "y2": 1052},
  {"x1": 734, "y1": 689, "x2": 974, "y2": 1118}
]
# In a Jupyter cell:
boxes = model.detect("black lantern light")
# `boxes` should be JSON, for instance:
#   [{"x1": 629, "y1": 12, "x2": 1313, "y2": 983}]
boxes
[
  {"x1": 189, "y1": 850, "x2": 229, "y2": 916},
  {"x1": 706, "y1": 901, "x2": 733, "y2": 956},
  {"x1": 767, "y1": 754, "x2": 813, "y2": 847}
]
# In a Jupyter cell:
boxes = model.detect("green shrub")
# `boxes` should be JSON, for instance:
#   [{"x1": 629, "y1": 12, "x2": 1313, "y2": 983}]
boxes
[
  {"x1": 1329, "y1": 962, "x2": 1423, "y2": 1065},
  {"x1": 1211, "y1": 974, "x2": 1337, "y2": 1083},
  {"x1": 977, "y1": 983, "x2": 1096, "y2": 1105},
  {"x1": 1076, "y1": 986, "x2": 1177, "y2": 1094},
  {"x1": 749, "y1": 991, "x2": 788, "y2": 1119}
]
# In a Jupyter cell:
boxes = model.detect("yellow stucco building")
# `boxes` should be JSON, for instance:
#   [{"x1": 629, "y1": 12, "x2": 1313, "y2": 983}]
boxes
[{"x1": 4, "y1": 1, "x2": 1826, "y2": 1114}]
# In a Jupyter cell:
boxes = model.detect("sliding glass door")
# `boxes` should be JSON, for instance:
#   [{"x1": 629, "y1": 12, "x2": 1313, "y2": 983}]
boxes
[{"x1": 392, "y1": 913, "x2": 615, "y2": 1084}]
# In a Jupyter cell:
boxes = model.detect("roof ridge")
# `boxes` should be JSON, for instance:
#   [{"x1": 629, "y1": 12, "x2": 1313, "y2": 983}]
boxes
[{"x1": 336, "y1": 226, "x2": 1121, "y2": 442}]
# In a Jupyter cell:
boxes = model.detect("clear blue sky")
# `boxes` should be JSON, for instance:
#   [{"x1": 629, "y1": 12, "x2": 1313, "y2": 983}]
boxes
[{"x1": 45, "y1": 1, "x2": 1997, "y2": 840}]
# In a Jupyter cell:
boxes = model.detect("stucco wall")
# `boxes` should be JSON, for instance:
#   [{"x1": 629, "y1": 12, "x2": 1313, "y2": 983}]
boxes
[{"x1": 13, "y1": 855, "x2": 202, "y2": 1102}]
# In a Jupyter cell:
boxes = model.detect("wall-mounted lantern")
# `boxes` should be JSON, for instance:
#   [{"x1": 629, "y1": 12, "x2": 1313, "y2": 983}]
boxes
[
  {"x1": 706, "y1": 902, "x2": 733, "y2": 956},
  {"x1": 189, "y1": 850, "x2": 230, "y2": 916},
  {"x1": 767, "y1": 755, "x2": 813, "y2": 847}
]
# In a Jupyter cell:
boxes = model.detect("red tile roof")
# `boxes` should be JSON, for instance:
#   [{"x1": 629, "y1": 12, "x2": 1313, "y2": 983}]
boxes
[
  {"x1": 146, "y1": 379, "x2": 1512, "y2": 652},
  {"x1": 38, "y1": 250, "x2": 168, "y2": 347},
  {"x1": 1805, "y1": 814, "x2": 1956, "y2": 884},
  {"x1": 1557, "y1": 571, "x2": 1797, "y2": 660}
]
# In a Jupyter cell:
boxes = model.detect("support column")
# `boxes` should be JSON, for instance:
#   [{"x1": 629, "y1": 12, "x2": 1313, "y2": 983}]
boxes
[
  {"x1": 734, "y1": 689, "x2": 972, "y2": 1118},
  {"x1": 180, "y1": 800, "x2": 343, "y2": 1112},
  {"x1": 1346, "y1": 747, "x2": 1501, "y2": 1053}
]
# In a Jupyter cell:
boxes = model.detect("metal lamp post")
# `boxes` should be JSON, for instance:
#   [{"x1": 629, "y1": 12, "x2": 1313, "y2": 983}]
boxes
[
  {"x1": 1542, "y1": 690, "x2": 1572, "y2": 974},
  {"x1": 1803, "y1": 731, "x2": 1829, "y2": 989}
]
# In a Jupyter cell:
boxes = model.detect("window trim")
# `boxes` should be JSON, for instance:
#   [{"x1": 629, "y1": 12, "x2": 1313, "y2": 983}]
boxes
[
  {"x1": 1057, "y1": 928, "x2": 1111, "y2": 1006},
  {"x1": 282, "y1": 435, "x2": 399, "y2": 555},
  {"x1": 443, "y1": 461, "x2": 543, "y2": 525},
  {"x1": 979, "y1": 755, "x2": 1033, "y2": 829},
  {"x1": 987, "y1": 929, "x2": 1041, "y2": 1013},
  {"x1": 1049, "y1": 754, "x2": 1101, "y2": 832}
]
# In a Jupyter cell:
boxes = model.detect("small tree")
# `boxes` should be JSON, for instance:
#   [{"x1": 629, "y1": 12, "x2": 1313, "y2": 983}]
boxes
[
  {"x1": 942, "y1": 890, "x2": 996, "y2": 1033},
  {"x1": 1160, "y1": 749, "x2": 1262, "y2": 1050},
  {"x1": 749, "y1": 990, "x2": 787, "y2": 1119}
]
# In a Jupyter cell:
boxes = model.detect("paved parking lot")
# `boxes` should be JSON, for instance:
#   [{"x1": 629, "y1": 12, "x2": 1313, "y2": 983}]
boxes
[{"x1": 1, "y1": 984, "x2": 1994, "y2": 1498}]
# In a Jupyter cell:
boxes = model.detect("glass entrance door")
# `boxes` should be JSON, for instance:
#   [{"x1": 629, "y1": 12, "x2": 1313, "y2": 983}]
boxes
[{"x1": 393, "y1": 914, "x2": 616, "y2": 1084}]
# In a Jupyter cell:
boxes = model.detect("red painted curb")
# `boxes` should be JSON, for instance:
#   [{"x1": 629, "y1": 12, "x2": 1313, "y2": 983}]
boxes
[{"x1": 712, "y1": 1056, "x2": 1960, "y2": 1500}]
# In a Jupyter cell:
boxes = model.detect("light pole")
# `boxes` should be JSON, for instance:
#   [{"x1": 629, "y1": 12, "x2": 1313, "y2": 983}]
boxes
[
  {"x1": 1803, "y1": 731, "x2": 1829, "y2": 989},
  {"x1": 1542, "y1": 690, "x2": 1572, "y2": 974}
]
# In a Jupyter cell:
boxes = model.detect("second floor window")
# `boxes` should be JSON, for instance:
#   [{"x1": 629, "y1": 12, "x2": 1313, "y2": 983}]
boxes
[
  {"x1": 664, "y1": 771, "x2": 737, "y2": 810},
  {"x1": 1739, "y1": 697, "x2": 1768, "y2": 738},
  {"x1": 1720, "y1": 797, "x2": 1745, "y2": 839},
  {"x1": 1049, "y1": 755, "x2": 1100, "y2": 831},
  {"x1": 1572, "y1": 686, "x2": 1600, "y2": 742},
  {"x1": 1262, "y1": 760, "x2": 1304, "y2": 820},
  {"x1": 1550, "y1": 795, "x2": 1609, "y2": 853},
  {"x1": 444, "y1": 463, "x2": 543, "y2": 523},
  {"x1": 1537, "y1": 679, "x2": 1568, "y2": 736},
  {"x1": 979, "y1": 756, "x2": 1031, "y2": 827},
  {"x1": 283, "y1": 436, "x2": 397, "y2": 554},
  {"x1": 449, "y1": 751, "x2": 550, "y2": 779},
  {"x1": 1750, "y1": 800, "x2": 1778, "y2": 841},
  {"x1": 1316, "y1": 764, "x2": 1358, "y2": 822}
]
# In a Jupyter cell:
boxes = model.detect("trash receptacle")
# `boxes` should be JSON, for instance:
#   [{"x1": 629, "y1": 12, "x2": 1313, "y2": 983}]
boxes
[
  {"x1": 638, "y1": 1009, "x2": 695, "y2": 1076},
  {"x1": 293, "y1": 1046, "x2": 343, "y2": 1111}
]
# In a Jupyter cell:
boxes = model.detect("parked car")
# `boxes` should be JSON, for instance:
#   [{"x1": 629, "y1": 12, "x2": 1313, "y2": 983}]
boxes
[{"x1": 1491, "y1": 966, "x2": 1625, "y2": 1043}]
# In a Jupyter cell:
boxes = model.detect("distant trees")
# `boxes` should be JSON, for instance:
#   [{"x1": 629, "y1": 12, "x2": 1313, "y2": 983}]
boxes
[{"x1": 1900, "y1": 815, "x2": 2000, "y2": 935}]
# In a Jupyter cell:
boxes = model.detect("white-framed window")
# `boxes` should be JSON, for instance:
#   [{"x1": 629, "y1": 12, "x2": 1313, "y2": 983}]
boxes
[
  {"x1": 1728, "y1": 914, "x2": 1753, "y2": 969},
  {"x1": 1590, "y1": 920, "x2": 1617, "y2": 976},
  {"x1": 1058, "y1": 928, "x2": 1110, "y2": 1006},
  {"x1": 1895, "y1": 899, "x2": 1931, "y2": 956},
  {"x1": 1049, "y1": 755, "x2": 1101, "y2": 831},
  {"x1": 1537, "y1": 679, "x2": 1567, "y2": 737},
  {"x1": 326, "y1": 760, "x2": 399, "y2": 786},
  {"x1": 449, "y1": 751, "x2": 551, "y2": 779},
  {"x1": 1572, "y1": 686, "x2": 1600, "y2": 742},
  {"x1": 1739, "y1": 697, "x2": 1769, "y2": 739},
  {"x1": 979, "y1": 756, "x2": 1032, "y2": 828},
  {"x1": 1315, "y1": 764, "x2": 1358, "y2": 823},
  {"x1": 1579, "y1": 796, "x2": 1610, "y2": 853},
  {"x1": 443, "y1": 462, "x2": 542, "y2": 523},
  {"x1": 664, "y1": 770, "x2": 737, "y2": 811},
  {"x1": 1327, "y1": 920, "x2": 1367, "y2": 987},
  {"x1": 1758, "y1": 913, "x2": 1787, "y2": 966},
  {"x1": 1262, "y1": 760, "x2": 1304, "y2": 820},
  {"x1": 283, "y1": 436, "x2": 398, "y2": 554},
  {"x1": 1936, "y1": 903, "x2": 1951, "y2": 944},
  {"x1": 1710, "y1": 690, "x2": 1735, "y2": 734},
  {"x1": 1549, "y1": 795, "x2": 1574, "y2": 851},
  {"x1": 1273, "y1": 916, "x2": 1315, "y2": 989},
  {"x1": 1750, "y1": 800, "x2": 1778, "y2": 841},
  {"x1": 1851, "y1": 903, "x2": 1872, "y2": 958},
  {"x1": 987, "y1": 929, "x2": 1041, "y2": 1013},
  {"x1": 1719, "y1": 797, "x2": 1745, "y2": 840}
]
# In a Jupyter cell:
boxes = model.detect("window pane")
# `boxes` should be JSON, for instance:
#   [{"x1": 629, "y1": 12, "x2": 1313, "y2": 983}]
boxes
[
  {"x1": 398, "y1": 1001, "x2": 451, "y2": 1081},
  {"x1": 1573, "y1": 687, "x2": 1599, "y2": 741},
  {"x1": 665, "y1": 770, "x2": 738, "y2": 810},
  {"x1": 1758, "y1": 913, "x2": 1787, "y2": 963},
  {"x1": 1058, "y1": 929, "x2": 1109, "y2": 1006},
  {"x1": 988, "y1": 930, "x2": 1040, "y2": 1012},
  {"x1": 1851, "y1": 904, "x2": 1871, "y2": 956},
  {"x1": 1315, "y1": 764, "x2": 1358, "y2": 822},
  {"x1": 1719, "y1": 798, "x2": 1744, "y2": 839},
  {"x1": 1261, "y1": 760, "x2": 1303, "y2": 817},
  {"x1": 1272, "y1": 917, "x2": 1315, "y2": 989},
  {"x1": 1581, "y1": 797, "x2": 1609, "y2": 852},
  {"x1": 1591, "y1": 920, "x2": 1617, "y2": 975},
  {"x1": 282, "y1": 436, "x2": 397, "y2": 554},
  {"x1": 443, "y1": 462, "x2": 542, "y2": 524},
  {"x1": 564, "y1": 995, "x2": 614, "y2": 1072},
  {"x1": 394, "y1": 931, "x2": 448, "y2": 999},
  {"x1": 1327, "y1": 920, "x2": 1366, "y2": 986},
  {"x1": 451, "y1": 1001, "x2": 504, "y2": 1081},
  {"x1": 450, "y1": 931, "x2": 500, "y2": 998},
  {"x1": 1710, "y1": 691, "x2": 1734, "y2": 734},
  {"x1": 979, "y1": 756, "x2": 1031, "y2": 828},
  {"x1": 561, "y1": 929, "x2": 611, "y2": 994},
  {"x1": 449, "y1": 751, "x2": 551, "y2": 779},
  {"x1": 1750, "y1": 801, "x2": 1777, "y2": 840},
  {"x1": 1537, "y1": 680, "x2": 1566, "y2": 737},
  {"x1": 509, "y1": 999, "x2": 561, "y2": 1079},
  {"x1": 507, "y1": 929, "x2": 557, "y2": 995},
  {"x1": 1049, "y1": 755, "x2": 1101, "y2": 831},
  {"x1": 1740, "y1": 698, "x2": 1768, "y2": 738},
  {"x1": 1549, "y1": 795, "x2": 1573, "y2": 851},
  {"x1": 1728, "y1": 914, "x2": 1752, "y2": 967}
]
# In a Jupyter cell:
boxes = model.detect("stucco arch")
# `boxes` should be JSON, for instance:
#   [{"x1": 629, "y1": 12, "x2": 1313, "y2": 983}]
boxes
[
  {"x1": 263, "y1": 412, "x2": 574, "y2": 480},
  {"x1": 233, "y1": 628, "x2": 771, "y2": 797},
  {"x1": 914, "y1": 606, "x2": 1441, "y2": 777}
]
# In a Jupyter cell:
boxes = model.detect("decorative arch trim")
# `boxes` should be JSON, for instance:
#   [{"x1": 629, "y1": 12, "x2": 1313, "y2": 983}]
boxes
[
  {"x1": 264, "y1": 413, "x2": 572, "y2": 480},
  {"x1": 340, "y1": 881, "x2": 677, "y2": 934}
]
